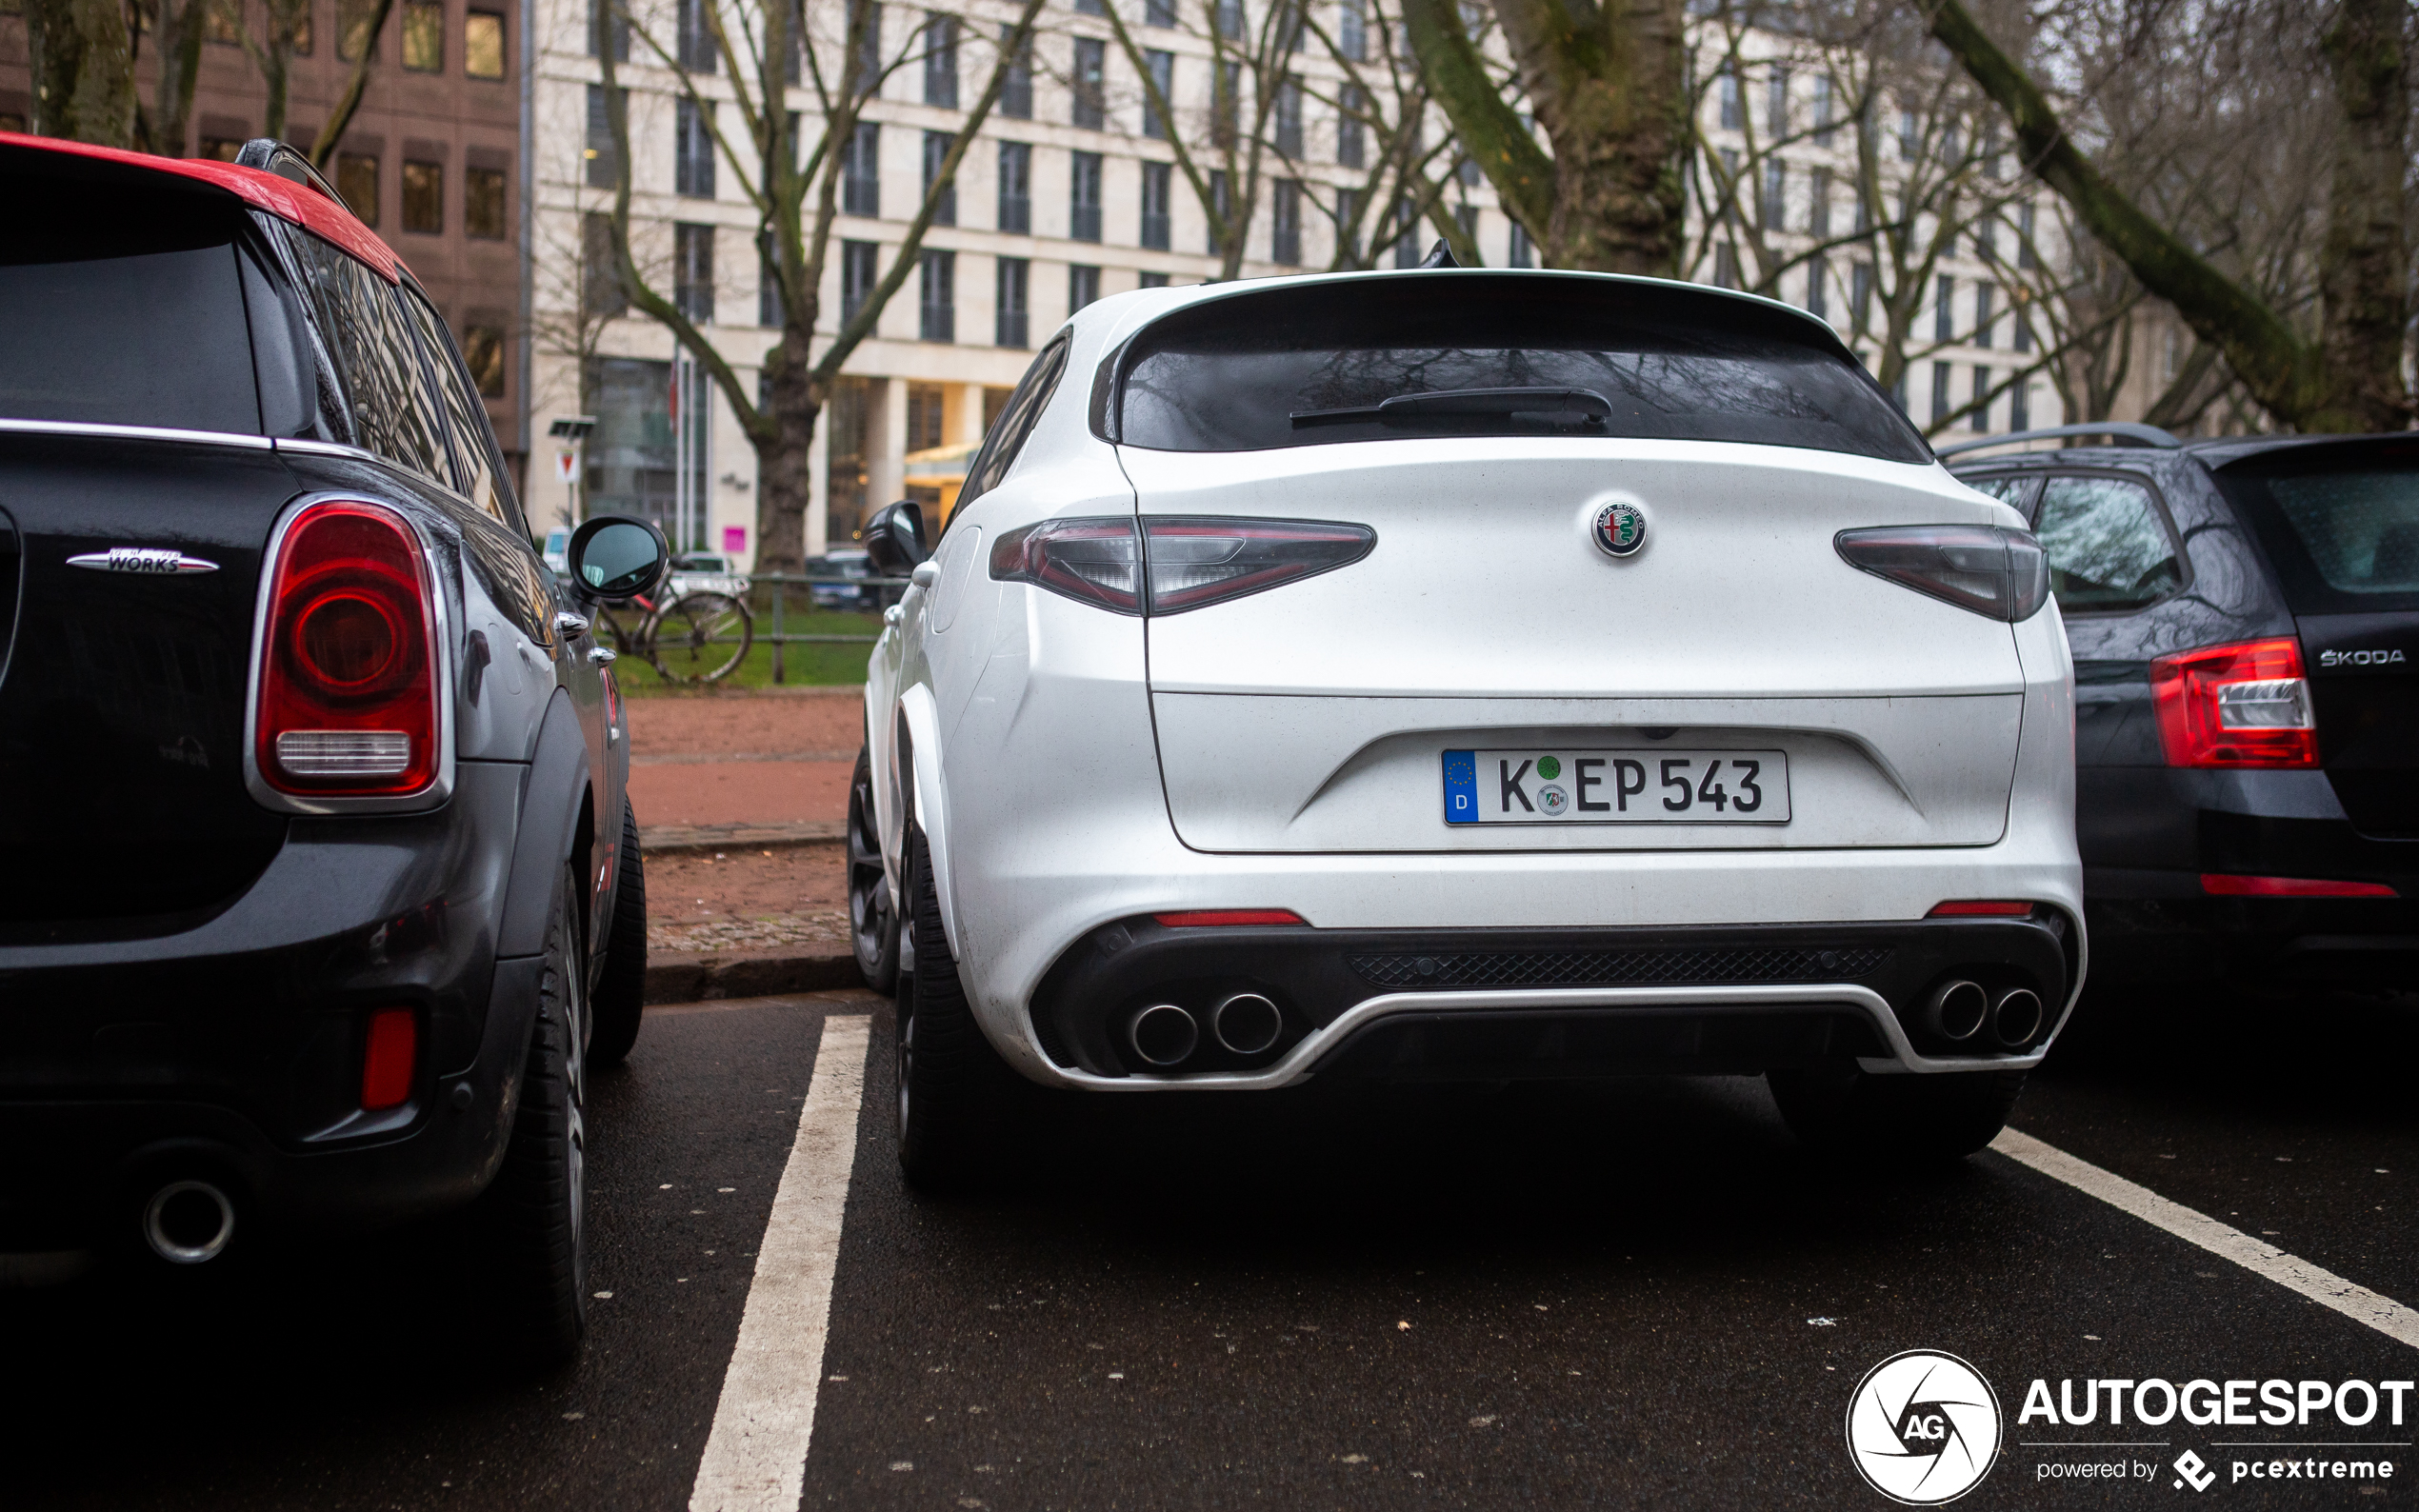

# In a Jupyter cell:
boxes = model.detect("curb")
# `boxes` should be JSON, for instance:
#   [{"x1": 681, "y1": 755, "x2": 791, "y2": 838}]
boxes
[
  {"x1": 641, "y1": 820, "x2": 847, "y2": 855},
  {"x1": 644, "y1": 945, "x2": 869, "y2": 1005}
]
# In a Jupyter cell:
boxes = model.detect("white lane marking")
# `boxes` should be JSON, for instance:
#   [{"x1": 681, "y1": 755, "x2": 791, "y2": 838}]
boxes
[
  {"x1": 690, "y1": 1015, "x2": 870, "y2": 1512},
  {"x1": 1992, "y1": 1126, "x2": 2419, "y2": 1351}
]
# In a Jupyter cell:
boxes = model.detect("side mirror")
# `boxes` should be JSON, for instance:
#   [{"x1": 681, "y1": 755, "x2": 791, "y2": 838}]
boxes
[
  {"x1": 860, "y1": 500, "x2": 929, "y2": 576},
  {"x1": 566, "y1": 514, "x2": 670, "y2": 602}
]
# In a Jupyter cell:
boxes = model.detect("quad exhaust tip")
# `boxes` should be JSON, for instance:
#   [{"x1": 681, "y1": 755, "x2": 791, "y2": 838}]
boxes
[
  {"x1": 143, "y1": 1180, "x2": 235, "y2": 1265},
  {"x1": 1211, "y1": 993, "x2": 1283, "y2": 1056},
  {"x1": 1921, "y1": 979, "x2": 1989, "y2": 1043},
  {"x1": 1991, "y1": 987, "x2": 2045, "y2": 1047},
  {"x1": 1128, "y1": 1004, "x2": 1199, "y2": 1068}
]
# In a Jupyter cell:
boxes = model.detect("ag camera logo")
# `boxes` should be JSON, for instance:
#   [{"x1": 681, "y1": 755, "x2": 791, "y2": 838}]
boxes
[{"x1": 1847, "y1": 1350, "x2": 2002, "y2": 1504}]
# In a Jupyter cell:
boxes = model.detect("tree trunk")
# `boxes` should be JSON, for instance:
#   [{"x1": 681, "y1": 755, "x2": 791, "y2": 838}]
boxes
[
  {"x1": 2316, "y1": 0, "x2": 2412, "y2": 433},
  {"x1": 27, "y1": 0, "x2": 137, "y2": 146},
  {"x1": 312, "y1": 0, "x2": 395, "y2": 169},
  {"x1": 150, "y1": 0, "x2": 208, "y2": 154},
  {"x1": 754, "y1": 328, "x2": 821, "y2": 573}
]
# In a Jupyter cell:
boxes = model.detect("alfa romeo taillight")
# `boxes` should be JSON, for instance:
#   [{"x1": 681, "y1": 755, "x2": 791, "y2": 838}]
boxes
[
  {"x1": 255, "y1": 501, "x2": 440, "y2": 795},
  {"x1": 2149, "y1": 638, "x2": 2316, "y2": 768},
  {"x1": 1834, "y1": 525, "x2": 2050, "y2": 622},
  {"x1": 989, "y1": 516, "x2": 1376, "y2": 614}
]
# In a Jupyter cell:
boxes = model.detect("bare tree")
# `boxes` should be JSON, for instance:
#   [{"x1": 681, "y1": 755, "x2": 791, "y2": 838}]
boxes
[{"x1": 26, "y1": 0, "x2": 137, "y2": 146}]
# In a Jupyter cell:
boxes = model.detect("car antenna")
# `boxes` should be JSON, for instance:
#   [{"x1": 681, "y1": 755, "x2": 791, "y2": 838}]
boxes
[{"x1": 1418, "y1": 239, "x2": 1460, "y2": 269}]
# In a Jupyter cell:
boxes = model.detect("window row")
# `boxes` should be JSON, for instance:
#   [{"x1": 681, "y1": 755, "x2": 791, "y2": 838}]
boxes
[
  {"x1": 1707, "y1": 65, "x2": 2017, "y2": 179},
  {"x1": 1704, "y1": 246, "x2": 2040, "y2": 357},
  {"x1": 1705, "y1": 155, "x2": 2040, "y2": 269},
  {"x1": 199, "y1": 0, "x2": 505, "y2": 74},
  {"x1": 330, "y1": 152, "x2": 511, "y2": 240}
]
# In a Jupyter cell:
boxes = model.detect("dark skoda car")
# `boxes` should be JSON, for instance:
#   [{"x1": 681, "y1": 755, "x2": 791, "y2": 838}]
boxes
[
  {"x1": 1943, "y1": 423, "x2": 2419, "y2": 986},
  {"x1": 0, "y1": 133, "x2": 668, "y2": 1359}
]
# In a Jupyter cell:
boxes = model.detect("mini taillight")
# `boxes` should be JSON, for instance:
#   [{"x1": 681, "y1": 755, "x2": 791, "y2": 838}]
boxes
[
  {"x1": 256, "y1": 501, "x2": 440, "y2": 795},
  {"x1": 2149, "y1": 639, "x2": 2317, "y2": 768},
  {"x1": 1927, "y1": 900, "x2": 2035, "y2": 917},
  {"x1": 2202, "y1": 873, "x2": 2394, "y2": 898},
  {"x1": 1834, "y1": 525, "x2": 2049, "y2": 622},
  {"x1": 361, "y1": 1006, "x2": 418, "y2": 1110},
  {"x1": 990, "y1": 516, "x2": 1376, "y2": 615},
  {"x1": 1151, "y1": 909, "x2": 1309, "y2": 927}
]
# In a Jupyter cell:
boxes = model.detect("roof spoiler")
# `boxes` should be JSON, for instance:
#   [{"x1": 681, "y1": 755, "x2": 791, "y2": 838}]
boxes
[
  {"x1": 1934, "y1": 422, "x2": 2183, "y2": 460},
  {"x1": 235, "y1": 138, "x2": 345, "y2": 207}
]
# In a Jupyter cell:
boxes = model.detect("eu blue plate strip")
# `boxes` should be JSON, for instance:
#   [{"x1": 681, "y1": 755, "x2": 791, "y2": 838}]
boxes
[{"x1": 1442, "y1": 749, "x2": 1478, "y2": 825}]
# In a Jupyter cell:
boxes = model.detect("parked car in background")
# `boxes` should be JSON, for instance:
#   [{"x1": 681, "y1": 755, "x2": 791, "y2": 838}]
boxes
[
  {"x1": 1944, "y1": 423, "x2": 2419, "y2": 986},
  {"x1": 665, "y1": 550, "x2": 749, "y2": 600},
  {"x1": 807, "y1": 547, "x2": 898, "y2": 611},
  {"x1": 852, "y1": 269, "x2": 2083, "y2": 1188},
  {"x1": 0, "y1": 132, "x2": 670, "y2": 1362}
]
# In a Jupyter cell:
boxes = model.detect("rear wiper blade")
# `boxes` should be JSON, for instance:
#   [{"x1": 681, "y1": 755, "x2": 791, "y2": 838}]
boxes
[{"x1": 1290, "y1": 387, "x2": 1613, "y2": 428}]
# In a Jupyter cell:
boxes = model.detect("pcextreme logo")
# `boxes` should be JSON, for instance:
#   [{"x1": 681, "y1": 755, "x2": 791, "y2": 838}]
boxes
[{"x1": 1847, "y1": 1350, "x2": 2004, "y2": 1504}]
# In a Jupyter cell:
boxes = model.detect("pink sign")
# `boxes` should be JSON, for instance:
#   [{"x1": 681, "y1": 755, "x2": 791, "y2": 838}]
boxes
[{"x1": 722, "y1": 525, "x2": 748, "y2": 554}]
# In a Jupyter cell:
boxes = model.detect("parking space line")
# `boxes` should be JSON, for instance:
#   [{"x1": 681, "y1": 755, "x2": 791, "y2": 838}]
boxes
[
  {"x1": 689, "y1": 1015, "x2": 871, "y2": 1512},
  {"x1": 1992, "y1": 1126, "x2": 2419, "y2": 1351}
]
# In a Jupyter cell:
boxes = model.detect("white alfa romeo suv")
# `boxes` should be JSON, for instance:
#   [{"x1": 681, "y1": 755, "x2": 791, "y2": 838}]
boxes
[{"x1": 848, "y1": 268, "x2": 2082, "y2": 1185}]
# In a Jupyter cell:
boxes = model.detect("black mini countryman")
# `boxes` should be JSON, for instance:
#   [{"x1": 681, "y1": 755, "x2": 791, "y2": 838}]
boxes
[
  {"x1": 0, "y1": 132, "x2": 669, "y2": 1360},
  {"x1": 1943, "y1": 422, "x2": 2419, "y2": 990}
]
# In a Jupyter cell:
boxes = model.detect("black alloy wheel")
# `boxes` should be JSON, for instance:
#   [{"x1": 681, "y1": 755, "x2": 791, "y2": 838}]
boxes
[
  {"x1": 849, "y1": 746, "x2": 900, "y2": 996},
  {"x1": 479, "y1": 861, "x2": 591, "y2": 1364},
  {"x1": 588, "y1": 799, "x2": 649, "y2": 1067}
]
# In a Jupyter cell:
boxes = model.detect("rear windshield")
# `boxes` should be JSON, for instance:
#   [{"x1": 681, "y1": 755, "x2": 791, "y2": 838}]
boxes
[
  {"x1": 0, "y1": 164, "x2": 262, "y2": 435},
  {"x1": 2216, "y1": 442, "x2": 2419, "y2": 613},
  {"x1": 1109, "y1": 274, "x2": 1929, "y2": 462}
]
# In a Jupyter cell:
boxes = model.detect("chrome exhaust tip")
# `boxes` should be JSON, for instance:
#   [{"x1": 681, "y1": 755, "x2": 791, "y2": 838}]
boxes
[
  {"x1": 143, "y1": 1181, "x2": 235, "y2": 1265},
  {"x1": 1991, "y1": 987, "x2": 2045, "y2": 1047},
  {"x1": 1210, "y1": 993, "x2": 1283, "y2": 1056},
  {"x1": 1921, "y1": 979, "x2": 1989, "y2": 1043},
  {"x1": 1128, "y1": 1004, "x2": 1199, "y2": 1068}
]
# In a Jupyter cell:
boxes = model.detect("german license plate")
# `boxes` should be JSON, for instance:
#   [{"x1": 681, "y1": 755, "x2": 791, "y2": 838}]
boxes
[{"x1": 1443, "y1": 748, "x2": 1790, "y2": 825}]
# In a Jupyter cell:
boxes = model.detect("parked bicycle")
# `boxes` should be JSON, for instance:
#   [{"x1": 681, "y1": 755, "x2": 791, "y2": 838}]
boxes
[{"x1": 599, "y1": 586, "x2": 754, "y2": 684}]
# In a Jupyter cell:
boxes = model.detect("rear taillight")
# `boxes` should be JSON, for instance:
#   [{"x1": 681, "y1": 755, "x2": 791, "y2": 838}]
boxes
[
  {"x1": 256, "y1": 501, "x2": 440, "y2": 796},
  {"x1": 990, "y1": 516, "x2": 1376, "y2": 615},
  {"x1": 2149, "y1": 638, "x2": 2316, "y2": 768},
  {"x1": 1834, "y1": 526, "x2": 2049, "y2": 622}
]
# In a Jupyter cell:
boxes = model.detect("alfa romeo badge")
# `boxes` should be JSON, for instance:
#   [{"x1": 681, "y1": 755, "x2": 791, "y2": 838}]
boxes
[{"x1": 1593, "y1": 501, "x2": 1649, "y2": 558}]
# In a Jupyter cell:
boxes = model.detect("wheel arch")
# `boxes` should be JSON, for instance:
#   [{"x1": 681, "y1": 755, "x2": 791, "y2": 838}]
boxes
[{"x1": 893, "y1": 682, "x2": 963, "y2": 962}]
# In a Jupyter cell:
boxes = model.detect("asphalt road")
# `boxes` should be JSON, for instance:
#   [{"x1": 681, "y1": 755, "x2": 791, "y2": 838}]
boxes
[{"x1": 2, "y1": 983, "x2": 2413, "y2": 1511}]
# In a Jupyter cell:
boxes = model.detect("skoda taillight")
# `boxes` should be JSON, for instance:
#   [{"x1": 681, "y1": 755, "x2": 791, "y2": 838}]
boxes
[
  {"x1": 255, "y1": 501, "x2": 441, "y2": 796},
  {"x1": 1834, "y1": 525, "x2": 2050, "y2": 622},
  {"x1": 2149, "y1": 638, "x2": 2317, "y2": 768},
  {"x1": 990, "y1": 516, "x2": 1376, "y2": 614}
]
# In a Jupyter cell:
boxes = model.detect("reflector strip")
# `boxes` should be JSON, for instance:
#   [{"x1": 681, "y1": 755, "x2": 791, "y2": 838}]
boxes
[
  {"x1": 1926, "y1": 900, "x2": 2035, "y2": 917},
  {"x1": 360, "y1": 1007, "x2": 417, "y2": 1110},
  {"x1": 2201, "y1": 873, "x2": 2397, "y2": 899},
  {"x1": 1151, "y1": 909, "x2": 1309, "y2": 927}
]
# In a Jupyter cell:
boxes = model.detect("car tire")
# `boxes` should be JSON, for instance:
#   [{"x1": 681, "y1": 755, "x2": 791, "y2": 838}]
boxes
[
  {"x1": 895, "y1": 826, "x2": 1012, "y2": 1191},
  {"x1": 1767, "y1": 1064, "x2": 2026, "y2": 1168},
  {"x1": 478, "y1": 861, "x2": 590, "y2": 1365},
  {"x1": 589, "y1": 800, "x2": 649, "y2": 1068},
  {"x1": 849, "y1": 747, "x2": 900, "y2": 996}
]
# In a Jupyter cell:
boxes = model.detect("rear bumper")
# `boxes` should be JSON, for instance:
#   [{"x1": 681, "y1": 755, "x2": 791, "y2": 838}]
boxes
[
  {"x1": 0, "y1": 762, "x2": 532, "y2": 1246},
  {"x1": 1023, "y1": 914, "x2": 2078, "y2": 1088}
]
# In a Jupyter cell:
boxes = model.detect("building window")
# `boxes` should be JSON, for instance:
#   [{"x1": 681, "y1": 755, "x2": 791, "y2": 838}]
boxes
[
  {"x1": 199, "y1": 136, "x2": 247, "y2": 162},
  {"x1": 588, "y1": 0, "x2": 628, "y2": 58},
  {"x1": 1970, "y1": 366, "x2": 1992, "y2": 431},
  {"x1": 1069, "y1": 263, "x2": 1099, "y2": 314},
  {"x1": 1389, "y1": 194, "x2": 1417, "y2": 267},
  {"x1": 996, "y1": 141, "x2": 1030, "y2": 232},
  {"x1": 465, "y1": 10, "x2": 504, "y2": 75},
  {"x1": 843, "y1": 122, "x2": 879, "y2": 215},
  {"x1": 1761, "y1": 158, "x2": 1786, "y2": 229},
  {"x1": 999, "y1": 24, "x2": 1031, "y2": 117},
  {"x1": 1212, "y1": 59, "x2": 1240, "y2": 147},
  {"x1": 282, "y1": 4, "x2": 313, "y2": 52},
  {"x1": 850, "y1": 2, "x2": 882, "y2": 94},
  {"x1": 840, "y1": 239, "x2": 877, "y2": 322},
  {"x1": 1934, "y1": 274, "x2": 1954, "y2": 342},
  {"x1": 907, "y1": 384, "x2": 947, "y2": 451},
  {"x1": 919, "y1": 249, "x2": 954, "y2": 342},
  {"x1": 1270, "y1": 177, "x2": 1301, "y2": 265},
  {"x1": 1712, "y1": 241, "x2": 1737, "y2": 290},
  {"x1": 922, "y1": 12, "x2": 957, "y2": 107},
  {"x1": 402, "y1": 0, "x2": 442, "y2": 70},
  {"x1": 1809, "y1": 167, "x2": 1829, "y2": 237},
  {"x1": 586, "y1": 84, "x2": 623, "y2": 188},
  {"x1": 1851, "y1": 261, "x2": 1873, "y2": 327},
  {"x1": 673, "y1": 0, "x2": 716, "y2": 70},
  {"x1": 1930, "y1": 361, "x2": 1951, "y2": 425},
  {"x1": 1070, "y1": 149, "x2": 1102, "y2": 242},
  {"x1": 1811, "y1": 74, "x2": 1832, "y2": 146},
  {"x1": 1140, "y1": 161, "x2": 1171, "y2": 251},
  {"x1": 583, "y1": 212, "x2": 627, "y2": 317},
  {"x1": 1974, "y1": 281, "x2": 1995, "y2": 348},
  {"x1": 676, "y1": 98, "x2": 716, "y2": 198},
  {"x1": 1143, "y1": 50, "x2": 1173, "y2": 140},
  {"x1": 1214, "y1": 0, "x2": 1242, "y2": 39},
  {"x1": 336, "y1": 152, "x2": 379, "y2": 225},
  {"x1": 995, "y1": 256, "x2": 1029, "y2": 348},
  {"x1": 1717, "y1": 66, "x2": 1739, "y2": 130},
  {"x1": 923, "y1": 130, "x2": 956, "y2": 225},
  {"x1": 1509, "y1": 220, "x2": 1533, "y2": 269},
  {"x1": 1071, "y1": 37, "x2": 1106, "y2": 129},
  {"x1": 339, "y1": 0, "x2": 381, "y2": 58},
  {"x1": 463, "y1": 325, "x2": 507, "y2": 397},
  {"x1": 1139, "y1": 270, "x2": 1169, "y2": 288},
  {"x1": 463, "y1": 166, "x2": 506, "y2": 238},
  {"x1": 206, "y1": 0, "x2": 241, "y2": 45},
  {"x1": 2013, "y1": 304, "x2": 2033, "y2": 354},
  {"x1": 2018, "y1": 203, "x2": 2038, "y2": 269},
  {"x1": 1274, "y1": 74, "x2": 1304, "y2": 158},
  {"x1": 1337, "y1": 85, "x2": 1365, "y2": 168},
  {"x1": 1147, "y1": 0, "x2": 1174, "y2": 23},
  {"x1": 1973, "y1": 215, "x2": 1996, "y2": 260},
  {"x1": 1765, "y1": 66, "x2": 1788, "y2": 135},
  {"x1": 1337, "y1": 0, "x2": 1364, "y2": 58},
  {"x1": 402, "y1": 159, "x2": 443, "y2": 233},
  {"x1": 1073, "y1": 0, "x2": 1105, "y2": 12},
  {"x1": 675, "y1": 223, "x2": 714, "y2": 324},
  {"x1": 2009, "y1": 380, "x2": 2029, "y2": 431},
  {"x1": 1213, "y1": 171, "x2": 1236, "y2": 256},
  {"x1": 1898, "y1": 109, "x2": 1919, "y2": 159},
  {"x1": 760, "y1": 248, "x2": 785, "y2": 327},
  {"x1": 1806, "y1": 253, "x2": 1828, "y2": 319}
]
